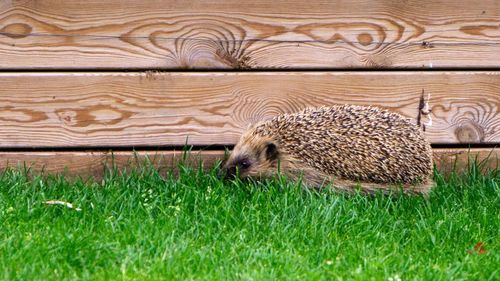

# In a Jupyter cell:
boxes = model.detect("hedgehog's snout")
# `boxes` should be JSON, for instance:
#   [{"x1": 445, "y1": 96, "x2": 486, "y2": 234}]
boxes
[
  {"x1": 218, "y1": 164, "x2": 237, "y2": 180},
  {"x1": 219, "y1": 155, "x2": 253, "y2": 180}
]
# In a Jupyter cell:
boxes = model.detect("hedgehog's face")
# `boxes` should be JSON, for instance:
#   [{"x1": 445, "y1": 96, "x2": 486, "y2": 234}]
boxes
[{"x1": 220, "y1": 132, "x2": 280, "y2": 180}]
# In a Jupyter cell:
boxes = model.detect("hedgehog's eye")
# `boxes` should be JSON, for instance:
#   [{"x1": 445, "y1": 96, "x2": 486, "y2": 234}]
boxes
[{"x1": 238, "y1": 158, "x2": 251, "y2": 170}]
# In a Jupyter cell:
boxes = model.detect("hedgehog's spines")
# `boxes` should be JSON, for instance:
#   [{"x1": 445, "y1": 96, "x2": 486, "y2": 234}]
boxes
[{"x1": 228, "y1": 104, "x2": 434, "y2": 194}]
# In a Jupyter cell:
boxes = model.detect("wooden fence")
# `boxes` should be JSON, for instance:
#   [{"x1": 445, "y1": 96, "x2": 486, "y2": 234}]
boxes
[{"x1": 0, "y1": 0, "x2": 498, "y2": 177}]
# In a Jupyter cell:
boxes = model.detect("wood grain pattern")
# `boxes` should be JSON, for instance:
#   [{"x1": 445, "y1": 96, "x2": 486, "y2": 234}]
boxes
[
  {"x1": 0, "y1": 1, "x2": 498, "y2": 69},
  {"x1": 0, "y1": 71, "x2": 498, "y2": 147},
  {"x1": 0, "y1": 149, "x2": 497, "y2": 179}
]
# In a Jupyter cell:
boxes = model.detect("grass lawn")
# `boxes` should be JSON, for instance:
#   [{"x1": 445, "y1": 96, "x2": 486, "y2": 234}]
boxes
[{"x1": 0, "y1": 159, "x2": 498, "y2": 280}]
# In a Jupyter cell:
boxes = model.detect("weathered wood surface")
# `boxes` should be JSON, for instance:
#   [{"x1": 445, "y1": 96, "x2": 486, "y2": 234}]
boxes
[
  {"x1": 1, "y1": 1, "x2": 499, "y2": 69},
  {"x1": 0, "y1": 150, "x2": 223, "y2": 179},
  {"x1": 433, "y1": 148, "x2": 499, "y2": 176},
  {"x1": 0, "y1": 149, "x2": 497, "y2": 179},
  {"x1": 0, "y1": 72, "x2": 498, "y2": 147}
]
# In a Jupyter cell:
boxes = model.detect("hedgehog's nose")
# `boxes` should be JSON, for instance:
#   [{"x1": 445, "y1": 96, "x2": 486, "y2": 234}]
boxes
[
  {"x1": 218, "y1": 166, "x2": 236, "y2": 180},
  {"x1": 217, "y1": 169, "x2": 225, "y2": 179}
]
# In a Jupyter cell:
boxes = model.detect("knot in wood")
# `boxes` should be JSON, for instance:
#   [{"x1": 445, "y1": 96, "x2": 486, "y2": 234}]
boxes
[
  {"x1": 0, "y1": 23, "x2": 32, "y2": 39},
  {"x1": 455, "y1": 122, "x2": 484, "y2": 143}
]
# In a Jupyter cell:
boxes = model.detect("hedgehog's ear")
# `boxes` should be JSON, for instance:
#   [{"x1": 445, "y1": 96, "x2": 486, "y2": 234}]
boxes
[{"x1": 265, "y1": 142, "x2": 278, "y2": 161}]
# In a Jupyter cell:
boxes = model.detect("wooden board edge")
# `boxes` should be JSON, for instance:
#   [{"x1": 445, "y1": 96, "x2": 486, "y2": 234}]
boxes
[
  {"x1": 0, "y1": 150, "x2": 224, "y2": 179},
  {"x1": 0, "y1": 148, "x2": 497, "y2": 180},
  {"x1": 432, "y1": 148, "x2": 499, "y2": 176}
]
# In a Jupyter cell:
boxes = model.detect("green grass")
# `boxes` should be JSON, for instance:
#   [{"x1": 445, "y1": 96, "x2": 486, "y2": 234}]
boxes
[{"x1": 0, "y1": 159, "x2": 498, "y2": 281}]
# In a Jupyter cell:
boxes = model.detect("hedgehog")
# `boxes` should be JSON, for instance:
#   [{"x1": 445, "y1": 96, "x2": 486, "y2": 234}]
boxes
[{"x1": 220, "y1": 105, "x2": 434, "y2": 195}]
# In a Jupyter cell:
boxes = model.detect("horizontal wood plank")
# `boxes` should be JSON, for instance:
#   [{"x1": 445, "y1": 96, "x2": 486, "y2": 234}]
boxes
[
  {"x1": 433, "y1": 148, "x2": 499, "y2": 176},
  {"x1": 1, "y1": 1, "x2": 499, "y2": 69},
  {"x1": 1, "y1": 71, "x2": 499, "y2": 147},
  {"x1": 0, "y1": 150, "x2": 223, "y2": 179},
  {"x1": 0, "y1": 149, "x2": 497, "y2": 179}
]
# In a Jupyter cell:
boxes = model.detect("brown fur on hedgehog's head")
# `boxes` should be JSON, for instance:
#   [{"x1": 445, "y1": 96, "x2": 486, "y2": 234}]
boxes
[{"x1": 221, "y1": 126, "x2": 281, "y2": 179}]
